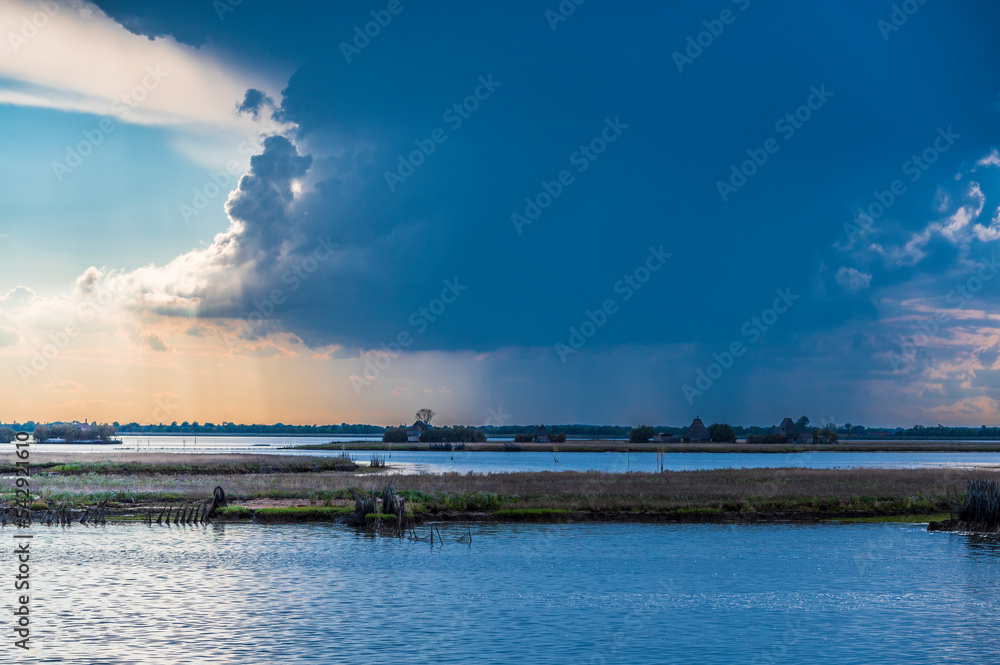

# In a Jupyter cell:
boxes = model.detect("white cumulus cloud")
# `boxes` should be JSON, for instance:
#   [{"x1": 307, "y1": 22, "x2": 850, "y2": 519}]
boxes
[
  {"x1": 0, "y1": 0, "x2": 288, "y2": 134},
  {"x1": 835, "y1": 266, "x2": 872, "y2": 293}
]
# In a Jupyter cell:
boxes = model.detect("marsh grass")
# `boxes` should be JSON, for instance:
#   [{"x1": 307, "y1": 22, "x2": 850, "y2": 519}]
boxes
[
  {"x1": 24, "y1": 455, "x2": 356, "y2": 476},
  {"x1": 9, "y1": 463, "x2": 997, "y2": 518},
  {"x1": 958, "y1": 478, "x2": 1000, "y2": 524}
]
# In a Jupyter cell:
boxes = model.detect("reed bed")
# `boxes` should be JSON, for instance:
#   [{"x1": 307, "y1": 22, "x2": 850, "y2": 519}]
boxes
[
  {"x1": 10, "y1": 466, "x2": 998, "y2": 516},
  {"x1": 958, "y1": 479, "x2": 1000, "y2": 524},
  {"x1": 0, "y1": 453, "x2": 355, "y2": 476}
]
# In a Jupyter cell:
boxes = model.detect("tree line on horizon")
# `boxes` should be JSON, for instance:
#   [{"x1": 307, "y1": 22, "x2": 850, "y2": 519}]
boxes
[
  {"x1": 31, "y1": 423, "x2": 118, "y2": 443},
  {"x1": 3, "y1": 419, "x2": 1000, "y2": 440}
]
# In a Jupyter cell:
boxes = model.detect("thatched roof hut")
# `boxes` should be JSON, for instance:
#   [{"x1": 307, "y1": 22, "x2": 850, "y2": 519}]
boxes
[
  {"x1": 533, "y1": 425, "x2": 549, "y2": 443},
  {"x1": 777, "y1": 418, "x2": 798, "y2": 439},
  {"x1": 407, "y1": 420, "x2": 428, "y2": 442},
  {"x1": 686, "y1": 417, "x2": 710, "y2": 442}
]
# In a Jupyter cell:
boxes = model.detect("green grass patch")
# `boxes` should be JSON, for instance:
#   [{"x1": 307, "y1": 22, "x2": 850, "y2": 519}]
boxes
[
  {"x1": 399, "y1": 489, "x2": 434, "y2": 503},
  {"x1": 420, "y1": 491, "x2": 513, "y2": 512},
  {"x1": 215, "y1": 506, "x2": 254, "y2": 519}
]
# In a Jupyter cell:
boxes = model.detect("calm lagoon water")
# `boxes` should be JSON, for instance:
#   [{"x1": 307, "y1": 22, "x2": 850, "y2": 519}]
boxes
[
  {"x1": 332, "y1": 450, "x2": 1000, "y2": 474},
  {"x1": 21, "y1": 521, "x2": 1000, "y2": 664},
  {"x1": 7, "y1": 436, "x2": 1000, "y2": 473}
]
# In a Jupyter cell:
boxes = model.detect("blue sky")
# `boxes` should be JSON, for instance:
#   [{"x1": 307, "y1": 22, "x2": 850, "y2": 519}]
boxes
[{"x1": 2, "y1": 0, "x2": 1000, "y2": 427}]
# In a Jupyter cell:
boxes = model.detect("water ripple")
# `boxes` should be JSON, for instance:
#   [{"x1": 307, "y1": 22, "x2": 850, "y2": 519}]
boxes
[{"x1": 12, "y1": 522, "x2": 1000, "y2": 664}]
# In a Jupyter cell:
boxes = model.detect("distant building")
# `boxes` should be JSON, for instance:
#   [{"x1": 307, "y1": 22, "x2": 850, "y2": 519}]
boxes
[
  {"x1": 652, "y1": 418, "x2": 711, "y2": 443},
  {"x1": 776, "y1": 417, "x2": 824, "y2": 443},
  {"x1": 685, "y1": 417, "x2": 711, "y2": 443},
  {"x1": 533, "y1": 425, "x2": 549, "y2": 443},
  {"x1": 407, "y1": 420, "x2": 428, "y2": 442},
  {"x1": 776, "y1": 418, "x2": 799, "y2": 439}
]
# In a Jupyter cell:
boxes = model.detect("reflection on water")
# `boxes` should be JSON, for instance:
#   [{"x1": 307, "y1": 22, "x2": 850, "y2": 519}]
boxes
[
  {"x1": 20, "y1": 522, "x2": 1000, "y2": 663},
  {"x1": 960, "y1": 532, "x2": 1000, "y2": 556}
]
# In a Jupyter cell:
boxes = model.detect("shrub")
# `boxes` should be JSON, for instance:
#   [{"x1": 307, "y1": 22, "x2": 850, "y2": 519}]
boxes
[
  {"x1": 420, "y1": 427, "x2": 486, "y2": 443},
  {"x1": 708, "y1": 423, "x2": 737, "y2": 443},
  {"x1": 630, "y1": 425, "x2": 654, "y2": 444},
  {"x1": 382, "y1": 427, "x2": 407, "y2": 443},
  {"x1": 746, "y1": 433, "x2": 788, "y2": 444},
  {"x1": 817, "y1": 427, "x2": 839, "y2": 443}
]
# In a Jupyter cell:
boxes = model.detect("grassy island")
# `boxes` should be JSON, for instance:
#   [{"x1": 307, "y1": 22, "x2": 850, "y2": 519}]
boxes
[{"x1": 4, "y1": 452, "x2": 996, "y2": 526}]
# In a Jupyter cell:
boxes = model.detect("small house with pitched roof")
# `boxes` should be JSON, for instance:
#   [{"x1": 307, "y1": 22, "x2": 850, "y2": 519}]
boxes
[{"x1": 407, "y1": 420, "x2": 428, "y2": 442}]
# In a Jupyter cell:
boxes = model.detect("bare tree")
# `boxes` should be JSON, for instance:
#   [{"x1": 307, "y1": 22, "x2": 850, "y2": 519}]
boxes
[{"x1": 416, "y1": 409, "x2": 435, "y2": 425}]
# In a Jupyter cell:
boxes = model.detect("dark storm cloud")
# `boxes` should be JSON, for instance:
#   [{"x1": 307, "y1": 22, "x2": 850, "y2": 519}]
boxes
[{"x1": 235, "y1": 88, "x2": 274, "y2": 121}]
